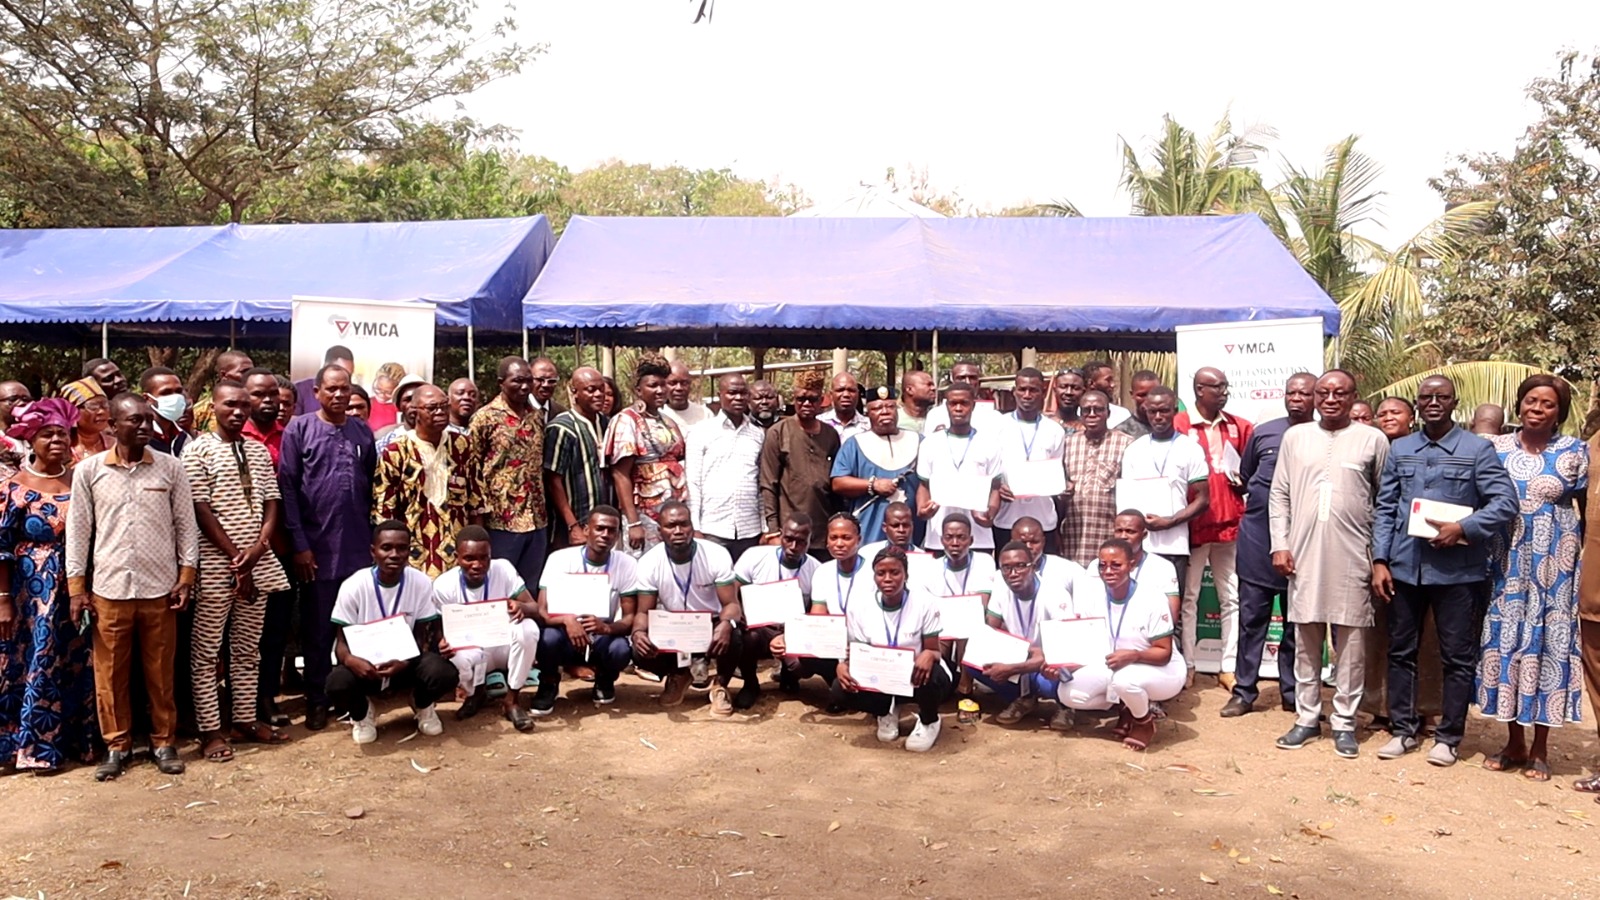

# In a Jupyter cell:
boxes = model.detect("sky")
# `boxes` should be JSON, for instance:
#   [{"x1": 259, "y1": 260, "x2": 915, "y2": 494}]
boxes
[{"x1": 471, "y1": 1, "x2": 1600, "y2": 244}]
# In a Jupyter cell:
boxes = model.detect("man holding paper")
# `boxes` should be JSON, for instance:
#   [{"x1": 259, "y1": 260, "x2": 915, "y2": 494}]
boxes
[
  {"x1": 1371, "y1": 375, "x2": 1517, "y2": 766},
  {"x1": 432, "y1": 527, "x2": 541, "y2": 732},
  {"x1": 916, "y1": 383, "x2": 1002, "y2": 552},
  {"x1": 977, "y1": 543, "x2": 1074, "y2": 729},
  {"x1": 1117, "y1": 386, "x2": 1210, "y2": 604},
  {"x1": 326, "y1": 522, "x2": 458, "y2": 745},
  {"x1": 733, "y1": 512, "x2": 819, "y2": 707},
  {"x1": 534, "y1": 506, "x2": 641, "y2": 713},
  {"x1": 630, "y1": 502, "x2": 744, "y2": 716},
  {"x1": 994, "y1": 368, "x2": 1068, "y2": 551}
]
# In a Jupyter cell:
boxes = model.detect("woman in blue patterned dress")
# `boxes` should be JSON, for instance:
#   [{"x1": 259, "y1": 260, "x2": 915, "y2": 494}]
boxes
[
  {"x1": 0, "y1": 399, "x2": 95, "y2": 774},
  {"x1": 1477, "y1": 375, "x2": 1588, "y2": 782}
]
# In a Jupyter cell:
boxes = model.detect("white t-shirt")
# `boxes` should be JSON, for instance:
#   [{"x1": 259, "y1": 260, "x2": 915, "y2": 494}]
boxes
[
  {"x1": 985, "y1": 575, "x2": 1076, "y2": 642},
  {"x1": 920, "y1": 552, "x2": 997, "y2": 598},
  {"x1": 811, "y1": 555, "x2": 875, "y2": 616},
  {"x1": 1132, "y1": 551, "x2": 1181, "y2": 599},
  {"x1": 433, "y1": 559, "x2": 525, "y2": 606},
  {"x1": 332, "y1": 567, "x2": 439, "y2": 628},
  {"x1": 634, "y1": 540, "x2": 735, "y2": 614},
  {"x1": 662, "y1": 402, "x2": 711, "y2": 436},
  {"x1": 915, "y1": 427, "x2": 1004, "y2": 550},
  {"x1": 859, "y1": 540, "x2": 938, "y2": 587},
  {"x1": 1034, "y1": 554, "x2": 1088, "y2": 594},
  {"x1": 1120, "y1": 433, "x2": 1209, "y2": 557},
  {"x1": 1067, "y1": 571, "x2": 1179, "y2": 655},
  {"x1": 995, "y1": 412, "x2": 1068, "y2": 530},
  {"x1": 734, "y1": 545, "x2": 819, "y2": 598},
  {"x1": 1106, "y1": 404, "x2": 1133, "y2": 429},
  {"x1": 923, "y1": 401, "x2": 1006, "y2": 436},
  {"x1": 539, "y1": 546, "x2": 641, "y2": 620},
  {"x1": 845, "y1": 588, "x2": 942, "y2": 652}
]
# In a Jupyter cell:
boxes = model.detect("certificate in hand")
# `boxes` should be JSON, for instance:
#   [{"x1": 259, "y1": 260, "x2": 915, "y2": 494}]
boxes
[
  {"x1": 1039, "y1": 617, "x2": 1107, "y2": 667},
  {"x1": 441, "y1": 601, "x2": 512, "y2": 650},
  {"x1": 1007, "y1": 458, "x2": 1067, "y2": 498},
  {"x1": 934, "y1": 594, "x2": 987, "y2": 641},
  {"x1": 344, "y1": 614, "x2": 420, "y2": 665},
  {"x1": 546, "y1": 572, "x2": 614, "y2": 619},
  {"x1": 785, "y1": 614, "x2": 847, "y2": 658},
  {"x1": 648, "y1": 609, "x2": 714, "y2": 652},
  {"x1": 960, "y1": 625, "x2": 1032, "y2": 670},
  {"x1": 848, "y1": 642, "x2": 916, "y2": 696},
  {"x1": 1407, "y1": 497, "x2": 1475, "y2": 539},
  {"x1": 1116, "y1": 476, "x2": 1177, "y2": 518},
  {"x1": 740, "y1": 578, "x2": 806, "y2": 627},
  {"x1": 932, "y1": 472, "x2": 995, "y2": 512}
]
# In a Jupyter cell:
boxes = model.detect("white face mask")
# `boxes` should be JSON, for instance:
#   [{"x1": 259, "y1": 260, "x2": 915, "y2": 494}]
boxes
[{"x1": 150, "y1": 393, "x2": 189, "y2": 423}]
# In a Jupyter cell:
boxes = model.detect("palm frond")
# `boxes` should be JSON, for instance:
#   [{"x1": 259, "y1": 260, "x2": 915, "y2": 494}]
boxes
[
  {"x1": 1372, "y1": 361, "x2": 1553, "y2": 427},
  {"x1": 1034, "y1": 199, "x2": 1084, "y2": 217}
]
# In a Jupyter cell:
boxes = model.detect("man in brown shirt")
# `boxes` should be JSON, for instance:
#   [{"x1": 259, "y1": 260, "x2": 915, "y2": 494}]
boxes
[
  {"x1": 757, "y1": 371, "x2": 840, "y2": 559},
  {"x1": 66, "y1": 393, "x2": 200, "y2": 781}
]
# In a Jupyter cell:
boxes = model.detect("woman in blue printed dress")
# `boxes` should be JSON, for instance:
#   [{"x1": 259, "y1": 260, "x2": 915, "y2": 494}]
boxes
[{"x1": 1477, "y1": 376, "x2": 1588, "y2": 782}]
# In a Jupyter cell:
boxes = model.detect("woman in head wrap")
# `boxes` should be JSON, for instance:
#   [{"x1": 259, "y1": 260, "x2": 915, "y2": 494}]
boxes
[
  {"x1": 59, "y1": 377, "x2": 112, "y2": 463},
  {"x1": 0, "y1": 398, "x2": 97, "y2": 773}
]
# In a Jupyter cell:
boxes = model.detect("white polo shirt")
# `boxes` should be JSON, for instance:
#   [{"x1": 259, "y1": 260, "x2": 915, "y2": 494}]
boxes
[
  {"x1": 1120, "y1": 432, "x2": 1209, "y2": 557},
  {"x1": 332, "y1": 566, "x2": 439, "y2": 628},
  {"x1": 539, "y1": 546, "x2": 641, "y2": 620},
  {"x1": 995, "y1": 412, "x2": 1068, "y2": 530},
  {"x1": 915, "y1": 427, "x2": 1004, "y2": 550},
  {"x1": 734, "y1": 545, "x2": 819, "y2": 597},
  {"x1": 634, "y1": 540, "x2": 735, "y2": 614},
  {"x1": 433, "y1": 559, "x2": 524, "y2": 606}
]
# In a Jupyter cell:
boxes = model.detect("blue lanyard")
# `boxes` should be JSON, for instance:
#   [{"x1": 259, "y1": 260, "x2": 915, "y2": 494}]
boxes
[
  {"x1": 879, "y1": 590, "x2": 908, "y2": 646},
  {"x1": 459, "y1": 569, "x2": 484, "y2": 603},
  {"x1": 1014, "y1": 578, "x2": 1040, "y2": 636},
  {"x1": 835, "y1": 555, "x2": 862, "y2": 613},
  {"x1": 669, "y1": 544, "x2": 698, "y2": 601},
  {"x1": 943, "y1": 557, "x2": 971, "y2": 595},
  {"x1": 776, "y1": 547, "x2": 802, "y2": 579},
  {"x1": 947, "y1": 430, "x2": 974, "y2": 470},
  {"x1": 372, "y1": 568, "x2": 400, "y2": 619},
  {"x1": 1014, "y1": 413, "x2": 1041, "y2": 460},
  {"x1": 1105, "y1": 583, "x2": 1133, "y2": 649},
  {"x1": 583, "y1": 551, "x2": 611, "y2": 575}
]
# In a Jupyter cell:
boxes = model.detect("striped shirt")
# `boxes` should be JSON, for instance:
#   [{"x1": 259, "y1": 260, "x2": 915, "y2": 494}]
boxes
[
  {"x1": 544, "y1": 410, "x2": 611, "y2": 527},
  {"x1": 686, "y1": 412, "x2": 765, "y2": 540},
  {"x1": 66, "y1": 447, "x2": 200, "y2": 599}
]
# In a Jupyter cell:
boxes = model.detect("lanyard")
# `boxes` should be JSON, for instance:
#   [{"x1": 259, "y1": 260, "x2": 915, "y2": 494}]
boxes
[
  {"x1": 835, "y1": 555, "x2": 862, "y2": 613},
  {"x1": 1105, "y1": 583, "x2": 1133, "y2": 650},
  {"x1": 879, "y1": 591, "x2": 908, "y2": 646},
  {"x1": 459, "y1": 570, "x2": 485, "y2": 603},
  {"x1": 947, "y1": 429, "x2": 974, "y2": 471},
  {"x1": 582, "y1": 551, "x2": 611, "y2": 575},
  {"x1": 776, "y1": 547, "x2": 802, "y2": 579},
  {"x1": 1013, "y1": 413, "x2": 1041, "y2": 460},
  {"x1": 372, "y1": 568, "x2": 400, "y2": 619},
  {"x1": 1149, "y1": 436, "x2": 1175, "y2": 478},
  {"x1": 943, "y1": 557, "x2": 971, "y2": 595},
  {"x1": 669, "y1": 544, "x2": 698, "y2": 602},
  {"x1": 1014, "y1": 578, "x2": 1040, "y2": 636}
]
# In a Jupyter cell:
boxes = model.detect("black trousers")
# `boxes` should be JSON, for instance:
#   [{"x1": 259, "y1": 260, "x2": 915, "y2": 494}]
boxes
[
  {"x1": 1388, "y1": 580, "x2": 1483, "y2": 746},
  {"x1": 1231, "y1": 579, "x2": 1297, "y2": 706},
  {"x1": 256, "y1": 586, "x2": 298, "y2": 716},
  {"x1": 829, "y1": 658, "x2": 953, "y2": 724},
  {"x1": 701, "y1": 534, "x2": 761, "y2": 566},
  {"x1": 325, "y1": 652, "x2": 458, "y2": 721}
]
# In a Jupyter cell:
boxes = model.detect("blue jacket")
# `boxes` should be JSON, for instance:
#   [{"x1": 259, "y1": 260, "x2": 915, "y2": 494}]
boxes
[
  {"x1": 1371, "y1": 426, "x2": 1517, "y2": 586},
  {"x1": 1236, "y1": 417, "x2": 1292, "y2": 590}
]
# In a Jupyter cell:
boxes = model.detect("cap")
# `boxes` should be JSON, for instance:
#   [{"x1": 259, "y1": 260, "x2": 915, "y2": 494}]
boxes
[{"x1": 863, "y1": 385, "x2": 898, "y2": 402}]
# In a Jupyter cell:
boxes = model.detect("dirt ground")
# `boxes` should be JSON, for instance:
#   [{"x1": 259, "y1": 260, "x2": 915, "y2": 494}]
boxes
[{"x1": 1, "y1": 672, "x2": 1597, "y2": 900}]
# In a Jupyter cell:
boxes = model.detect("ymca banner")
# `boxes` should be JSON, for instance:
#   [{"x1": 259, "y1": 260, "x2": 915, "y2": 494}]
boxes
[
  {"x1": 1175, "y1": 317, "x2": 1325, "y2": 424},
  {"x1": 290, "y1": 296, "x2": 436, "y2": 388}
]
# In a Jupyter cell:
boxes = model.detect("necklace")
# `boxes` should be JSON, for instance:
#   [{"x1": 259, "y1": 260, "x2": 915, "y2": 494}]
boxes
[{"x1": 24, "y1": 462, "x2": 68, "y2": 478}]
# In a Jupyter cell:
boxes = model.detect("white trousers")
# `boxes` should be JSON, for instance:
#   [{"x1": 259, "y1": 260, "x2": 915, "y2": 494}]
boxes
[
  {"x1": 1056, "y1": 655, "x2": 1187, "y2": 719},
  {"x1": 449, "y1": 620, "x2": 541, "y2": 690},
  {"x1": 1184, "y1": 542, "x2": 1239, "y2": 672},
  {"x1": 1293, "y1": 622, "x2": 1364, "y2": 732}
]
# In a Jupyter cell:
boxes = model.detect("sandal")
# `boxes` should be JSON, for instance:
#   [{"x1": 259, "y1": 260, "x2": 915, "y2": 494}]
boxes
[
  {"x1": 1123, "y1": 712, "x2": 1155, "y2": 751},
  {"x1": 1523, "y1": 758, "x2": 1552, "y2": 782},
  {"x1": 202, "y1": 737, "x2": 235, "y2": 763},
  {"x1": 1572, "y1": 773, "x2": 1600, "y2": 793},
  {"x1": 1111, "y1": 706, "x2": 1133, "y2": 739},
  {"x1": 230, "y1": 722, "x2": 292, "y2": 745},
  {"x1": 1482, "y1": 753, "x2": 1527, "y2": 772}
]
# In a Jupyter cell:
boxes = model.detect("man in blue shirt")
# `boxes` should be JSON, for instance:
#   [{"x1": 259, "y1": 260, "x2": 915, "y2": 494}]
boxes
[
  {"x1": 1371, "y1": 375, "x2": 1517, "y2": 766},
  {"x1": 1221, "y1": 373, "x2": 1314, "y2": 718}
]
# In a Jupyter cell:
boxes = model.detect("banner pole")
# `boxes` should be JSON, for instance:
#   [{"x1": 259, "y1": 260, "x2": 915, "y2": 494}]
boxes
[
  {"x1": 229, "y1": 319, "x2": 236, "y2": 350},
  {"x1": 467, "y1": 325, "x2": 476, "y2": 380},
  {"x1": 101, "y1": 322, "x2": 108, "y2": 358},
  {"x1": 522, "y1": 328, "x2": 529, "y2": 362},
  {"x1": 931, "y1": 330, "x2": 940, "y2": 385}
]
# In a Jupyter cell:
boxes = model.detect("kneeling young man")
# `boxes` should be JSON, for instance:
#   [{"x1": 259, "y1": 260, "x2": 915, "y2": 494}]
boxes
[
  {"x1": 433, "y1": 526, "x2": 541, "y2": 732},
  {"x1": 535, "y1": 505, "x2": 641, "y2": 713},
  {"x1": 631, "y1": 501, "x2": 745, "y2": 716},
  {"x1": 327, "y1": 521, "x2": 459, "y2": 744},
  {"x1": 735, "y1": 511, "x2": 819, "y2": 707},
  {"x1": 979, "y1": 541, "x2": 1075, "y2": 729}
]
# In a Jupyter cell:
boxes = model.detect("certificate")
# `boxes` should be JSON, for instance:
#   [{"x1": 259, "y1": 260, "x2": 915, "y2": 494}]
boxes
[
  {"x1": 740, "y1": 579, "x2": 806, "y2": 627},
  {"x1": 1116, "y1": 476, "x2": 1177, "y2": 518},
  {"x1": 934, "y1": 594, "x2": 987, "y2": 641},
  {"x1": 960, "y1": 625, "x2": 1032, "y2": 670},
  {"x1": 1006, "y1": 458, "x2": 1067, "y2": 498},
  {"x1": 848, "y1": 642, "x2": 916, "y2": 696},
  {"x1": 1407, "y1": 497, "x2": 1475, "y2": 539},
  {"x1": 647, "y1": 609, "x2": 714, "y2": 653},
  {"x1": 441, "y1": 601, "x2": 512, "y2": 650},
  {"x1": 546, "y1": 572, "x2": 613, "y2": 619},
  {"x1": 1040, "y1": 617, "x2": 1107, "y2": 667},
  {"x1": 785, "y1": 614, "x2": 847, "y2": 659},
  {"x1": 933, "y1": 471, "x2": 996, "y2": 511},
  {"x1": 343, "y1": 615, "x2": 419, "y2": 664}
]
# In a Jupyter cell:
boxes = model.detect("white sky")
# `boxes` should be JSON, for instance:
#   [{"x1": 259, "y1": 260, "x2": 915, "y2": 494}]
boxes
[{"x1": 472, "y1": 0, "x2": 1600, "y2": 244}]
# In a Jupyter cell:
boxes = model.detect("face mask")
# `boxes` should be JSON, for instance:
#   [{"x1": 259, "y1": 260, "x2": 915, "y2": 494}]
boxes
[{"x1": 151, "y1": 393, "x2": 188, "y2": 423}]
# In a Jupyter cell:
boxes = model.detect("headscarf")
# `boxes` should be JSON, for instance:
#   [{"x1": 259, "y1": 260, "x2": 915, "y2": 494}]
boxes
[
  {"x1": 59, "y1": 377, "x2": 107, "y2": 409},
  {"x1": 6, "y1": 398, "x2": 80, "y2": 443}
]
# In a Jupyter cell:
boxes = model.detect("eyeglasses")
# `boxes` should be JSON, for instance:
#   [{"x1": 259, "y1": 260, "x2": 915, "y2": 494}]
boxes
[
  {"x1": 999, "y1": 563, "x2": 1033, "y2": 573},
  {"x1": 1196, "y1": 382, "x2": 1229, "y2": 392},
  {"x1": 793, "y1": 394, "x2": 822, "y2": 404},
  {"x1": 1314, "y1": 389, "x2": 1355, "y2": 399},
  {"x1": 1416, "y1": 393, "x2": 1452, "y2": 404},
  {"x1": 416, "y1": 403, "x2": 449, "y2": 413},
  {"x1": 532, "y1": 377, "x2": 559, "y2": 386},
  {"x1": 1079, "y1": 406, "x2": 1109, "y2": 415}
]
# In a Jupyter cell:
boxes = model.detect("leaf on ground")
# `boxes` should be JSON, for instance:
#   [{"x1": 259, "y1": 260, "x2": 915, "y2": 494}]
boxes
[
  {"x1": 408, "y1": 758, "x2": 433, "y2": 774},
  {"x1": 1236, "y1": 856, "x2": 1252, "y2": 865},
  {"x1": 541, "y1": 806, "x2": 559, "y2": 814},
  {"x1": 1228, "y1": 848, "x2": 1240, "y2": 859},
  {"x1": 1193, "y1": 788, "x2": 1235, "y2": 797},
  {"x1": 1299, "y1": 825, "x2": 1335, "y2": 841},
  {"x1": 100, "y1": 861, "x2": 123, "y2": 869},
  {"x1": 1268, "y1": 855, "x2": 1286, "y2": 864},
  {"x1": 827, "y1": 821, "x2": 841, "y2": 833},
  {"x1": 1209, "y1": 838, "x2": 1225, "y2": 851},
  {"x1": 344, "y1": 807, "x2": 365, "y2": 819},
  {"x1": 928, "y1": 842, "x2": 949, "y2": 851},
  {"x1": 183, "y1": 801, "x2": 218, "y2": 810},
  {"x1": 760, "y1": 831, "x2": 784, "y2": 839},
  {"x1": 1317, "y1": 821, "x2": 1335, "y2": 831},
  {"x1": 1165, "y1": 764, "x2": 1201, "y2": 775},
  {"x1": 1199, "y1": 873, "x2": 1218, "y2": 885},
  {"x1": 1380, "y1": 813, "x2": 1397, "y2": 826},
  {"x1": 1267, "y1": 886, "x2": 1284, "y2": 896},
  {"x1": 208, "y1": 833, "x2": 232, "y2": 841}
]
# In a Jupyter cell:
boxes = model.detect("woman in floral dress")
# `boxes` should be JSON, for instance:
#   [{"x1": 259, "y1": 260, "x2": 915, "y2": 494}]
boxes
[
  {"x1": 0, "y1": 399, "x2": 96, "y2": 773},
  {"x1": 1478, "y1": 375, "x2": 1588, "y2": 782},
  {"x1": 604, "y1": 355, "x2": 686, "y2": 557}
]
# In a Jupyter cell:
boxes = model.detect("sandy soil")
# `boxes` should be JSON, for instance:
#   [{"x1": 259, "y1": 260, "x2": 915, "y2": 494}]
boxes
[{"x1": 1, "y1": 673, "x2": 1597, "y2": 899}]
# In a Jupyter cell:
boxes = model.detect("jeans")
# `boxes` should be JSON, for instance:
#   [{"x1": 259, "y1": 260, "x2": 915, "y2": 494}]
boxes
[
  {"x1": 325, "y1": 652, "x2": 459, "y2": 720},
  {"x1": 1387, "y1": 580, "x2": 1483, "y2": 746},
  {"x1": 830, "y1": 658, "x2": 953, "y2": 724},
  {"x1": 537, "y1": 628, "x2": 633, "y2": 690},
  {"x1": 1231, "y1": 580, "x2": 1297, "y2": 706},
  {"x1": 489, "y1": 528, "x2": 549, "y2": 597},
  {"x1": 969, "y1": 668, "x2": 1058, "y2": 702}
]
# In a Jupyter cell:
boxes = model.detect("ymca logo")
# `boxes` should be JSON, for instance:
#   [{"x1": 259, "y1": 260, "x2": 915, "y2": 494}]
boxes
[
  {"x1": 329, "y1": 314, "x2": 400, "y2": 338},
  {"x1": 1223, "y1": 341, "x2": 1275, "y2": 354}
]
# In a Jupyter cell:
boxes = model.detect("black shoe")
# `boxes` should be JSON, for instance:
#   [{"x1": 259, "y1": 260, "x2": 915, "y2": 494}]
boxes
[
  {"x1": 1332, "y1": 730, "x2": 1360, "y2": 759},
  {"x1": 304, "y1": 705, "x2": 329, "y2": 732},
  {"x1": 153, "y1": 746, "x2": 186, "y2": 775},
  {"x1": 734, "y1": 683, "x2": 761, "y2": 710},
  {"x1": 456, "y1": 691, "x2": 484, "y2": 721},
  {"x1": 593, "y1": 681, "x2": 617, "y2": 706},
  {"x1": 1219, "y1": 697, "x2": 1253, "y2": 718},
  {"x1": 530, "y1": 682, "x2": 558, "y2": 717},
  {"x1": 1280, "y1": 698, "x2": 1296, "y2": 712},
  {"x1": 1276, "y1": 724, "x2": 1322, "y2": 750},
  {"x1": 778, "y1": 669, "x2": 801, "y2": 693},
  {"x1": 94, "y1": 750, "x2": 130, "y2": 782},
  {"x1": 506, "y1": 704, "x2": 535, "y2": 733}
]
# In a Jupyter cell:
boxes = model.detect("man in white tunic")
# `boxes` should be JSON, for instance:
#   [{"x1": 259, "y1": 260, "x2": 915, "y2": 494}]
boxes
[{"x1": 1268, "y1": 370, "x2": 1390, "y2": 759}]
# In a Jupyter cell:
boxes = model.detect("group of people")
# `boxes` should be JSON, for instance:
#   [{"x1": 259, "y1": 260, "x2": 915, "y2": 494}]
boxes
[{"x1": 0, "y1": 348, "x2": 1596, "y2": 791}]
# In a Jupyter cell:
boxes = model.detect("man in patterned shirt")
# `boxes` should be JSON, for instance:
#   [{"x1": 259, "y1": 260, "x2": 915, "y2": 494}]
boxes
[
  {"x1": 545, "y1": 366, "x2": 611, "y2": 550},
  {"x1": 470, "y1": 357, "x2": 549, "y2": 589},
  {"x1": 374, "y1": 384, "x2": 485, "y2": 578},
  {"x1": 1059, "y1": 390, "x2": 1135, "y2": 566}
]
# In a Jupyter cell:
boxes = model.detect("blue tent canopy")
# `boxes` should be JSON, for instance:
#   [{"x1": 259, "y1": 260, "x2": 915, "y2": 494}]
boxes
[
  {"x1": 0, "y1": 217, "x2": 554, "y2": 333},
  {"x1": 522, "y1": 215, "x2": 1339, "y2": 350}
]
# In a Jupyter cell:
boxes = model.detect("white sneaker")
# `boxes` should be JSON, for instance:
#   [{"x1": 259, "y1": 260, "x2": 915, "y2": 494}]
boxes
[
  {"x1": 414, "y1": 704, "x2": 444, "y2": 737},
  {"x1": 905, "y1": 717, "x2": 942, "y2": 752},
  {"x1": 351, "y1": 710, "x2": 377, "y2": 745},
  {"x1": 876, "y1": 705, "x2": 900, "y2": 743}
]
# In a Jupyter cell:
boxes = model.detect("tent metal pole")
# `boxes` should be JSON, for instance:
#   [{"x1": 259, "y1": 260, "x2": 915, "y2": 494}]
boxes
[
  {"x1": 229, "y1": 319, "x2": 236, "y2": 350},
  {"x1": 931, "y1": 330, "x2": 940, "y2": 385},
  {"x1": 467, "y1": 325, "x2": 476, "y2": 379},
  {"x1": 101, "y1": 322, "x2": 108, "y2": 358},
  {"x1": 522, "y1": 328, "x2": 529, "y2": 361}
]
